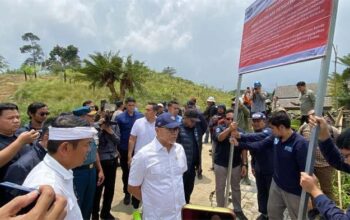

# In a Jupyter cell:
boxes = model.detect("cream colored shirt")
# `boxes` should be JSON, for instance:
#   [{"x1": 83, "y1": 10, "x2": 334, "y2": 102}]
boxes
[
  {"x1": 129, "y1": 138, "x2": 187, "y2": 220},
  {"x1": 23, "y1": 154, "x2": 83, "y2": 220}
]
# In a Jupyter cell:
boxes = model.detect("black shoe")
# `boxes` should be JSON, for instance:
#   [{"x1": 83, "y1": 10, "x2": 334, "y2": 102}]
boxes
[
  {"x1": 123, "y1": 193, "x2": 130, "y2": 205},
  {"x1": 100, "y1": 212, "x2": 115, "y2": 220},
  {"x1": 91, "y1": 213, "x2": 99, "y2": 220},
  {"x1": 256, "y1": 213, "x2": 268, "y2": 220},
  {"x1": 235, "y1": 211, "x2": 248, "y2": 220},
  {"x1": 197, "y1": 170, "x2": 203, "y2": 180}
]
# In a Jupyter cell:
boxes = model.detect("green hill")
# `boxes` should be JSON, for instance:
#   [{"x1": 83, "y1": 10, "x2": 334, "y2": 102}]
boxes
[{"x1": 2, "y1": 72, "x2": 232, "y2": 122}]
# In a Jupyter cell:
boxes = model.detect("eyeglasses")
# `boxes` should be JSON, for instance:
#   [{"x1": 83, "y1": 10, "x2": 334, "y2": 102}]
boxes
[
  {"x1": 39, "y1": 112, "x2": 50, "y2": 116},
  {"x1": 252, "y1": 119, "x2": 262, "y2": 122},
  {"x1": 226, "y1": 117, "x2": 234, "y2": 121}
]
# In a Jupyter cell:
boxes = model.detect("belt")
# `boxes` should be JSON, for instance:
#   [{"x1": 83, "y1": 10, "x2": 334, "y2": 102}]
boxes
[{"x1": 75, "y1": 163, "x2": 95, "y2": 170}]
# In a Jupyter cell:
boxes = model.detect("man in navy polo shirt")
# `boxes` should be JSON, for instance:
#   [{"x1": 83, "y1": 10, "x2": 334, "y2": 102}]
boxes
[
  {"x1": 234, "y1": 111, "x2": 308, "y2": 220},
  {"x1": 116, "y1": 97, "x2": 143, "y2": 205}
]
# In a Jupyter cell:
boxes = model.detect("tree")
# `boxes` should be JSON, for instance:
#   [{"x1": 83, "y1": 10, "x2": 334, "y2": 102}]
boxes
[
  {"x1": 80, "y1": 52, "x2": 123, "y2": 100},
  {"x1": 20, "y1": 64, "x2": 37, "y2": 81},
  {"x1": 328, "y1": 54, "x2": 350, "y2": 109},
  {"x1": 19, "y1": 33, "x2": 44, "y2": 78},
  {"x1": 119, "y1": 55, "x2": 148, "y2": 100},
  {"x1": 47, "y1": 45, "x2": 81, "y2": 82},
  {"x1": 0, "y1": 55, "x2": 8, "y2": 73}
]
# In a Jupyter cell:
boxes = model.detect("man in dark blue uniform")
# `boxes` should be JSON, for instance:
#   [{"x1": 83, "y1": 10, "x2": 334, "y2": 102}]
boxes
[
  {"x1": 235, "y1": 112, "x2": 272, "y2": 220},
  {"x1": 73, "y1": 106, "x2": 105, "y2": 220},
  {"x1": 116, "y1": 97, "x2": 143, "y2": 205},
  {"x1": 300, "y1": 117, "x2": 350, "y2": 219}
]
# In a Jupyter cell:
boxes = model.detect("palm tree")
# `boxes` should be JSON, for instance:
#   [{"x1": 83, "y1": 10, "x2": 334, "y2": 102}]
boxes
[
  {"x1": 119, "y1": 55, "x2": 148, "y2": 100},
  {"x1": 80, "y1": 52, "x2": 123, "y2": 100}
]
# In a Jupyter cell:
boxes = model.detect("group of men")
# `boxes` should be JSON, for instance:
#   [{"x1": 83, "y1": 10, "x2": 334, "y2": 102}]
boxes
[
  {"x1": 0, "y1": 97, "x2": 208, "y2": 220},
  {"x1": 1, "y1": 78, "x2": 350, "y2": 220}
]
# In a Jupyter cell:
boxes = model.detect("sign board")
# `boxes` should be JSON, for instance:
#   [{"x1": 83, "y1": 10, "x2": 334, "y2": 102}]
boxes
[{"x1": 238, "y1": 0, "x2": 333, "y2": 74}]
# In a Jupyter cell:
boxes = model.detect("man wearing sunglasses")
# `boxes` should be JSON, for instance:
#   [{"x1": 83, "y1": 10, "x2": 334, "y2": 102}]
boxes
[
  {"x1": 233, "y1": 112, "x2": 273, "y2": 220},
  {"x1": 214, "y1": 109, "x2": 248, "y2": 220},
  {"x1": 17, "y1": 102, "x2": 49, "y2": 134},
  {"x1": 128, "y1": 112, "x2": 187, "y2": 220}
]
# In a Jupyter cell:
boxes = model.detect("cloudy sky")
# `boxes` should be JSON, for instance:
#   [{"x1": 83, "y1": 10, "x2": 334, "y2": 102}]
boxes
[{"x1": 0, "y1": 0, "x2": 349, "y2": 92}]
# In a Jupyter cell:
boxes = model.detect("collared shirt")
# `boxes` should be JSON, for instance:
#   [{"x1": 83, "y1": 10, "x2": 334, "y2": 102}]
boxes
[
  {"x1": 299, "y1": 89, "x2": 316, "y2": 115},
  {"x1": 130, "y1": 117, "x2": 156, "y2": 154},
  {"x1": 116, "y1": 111, "x2": 143, "y2": 150},
  {"x1": 23, "y1": 154, "x2": 83, "y2": 220},
  {"x1": 128, "y1": 138, "x2": 187, "y2": 220},
  {"x1": 239, "y1": 132, "x2": 308, "y2": 195}
]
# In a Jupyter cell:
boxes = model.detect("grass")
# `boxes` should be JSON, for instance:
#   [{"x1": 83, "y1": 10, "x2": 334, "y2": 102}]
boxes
[{"x1": 3, "y1": 72, "x2": 233, "y2": 123}]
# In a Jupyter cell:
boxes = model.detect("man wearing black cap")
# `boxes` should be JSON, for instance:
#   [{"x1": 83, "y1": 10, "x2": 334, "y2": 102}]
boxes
[
  {"x1": 177, "y1": 109, "x2": 201, "y2": 203},
  {"x1": 128, "y1": 112, "x2": 187, "y2": 220}
]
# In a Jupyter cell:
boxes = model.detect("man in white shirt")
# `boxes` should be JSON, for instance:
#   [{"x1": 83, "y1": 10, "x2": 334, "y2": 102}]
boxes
[
  {"x1": 128, "y1": 112, "x2": 187, "y2": 220},
  {"x1": 23, "y1": 114, "x2": 98, "y2": 220},
  {"x1": 127, "y1": 102, "x2": 158, "y2": 219}
]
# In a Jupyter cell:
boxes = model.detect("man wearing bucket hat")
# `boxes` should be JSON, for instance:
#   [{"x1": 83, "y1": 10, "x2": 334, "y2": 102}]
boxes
[{"x1": 128, "y1": 112, "x2": 187, "y2": 220}]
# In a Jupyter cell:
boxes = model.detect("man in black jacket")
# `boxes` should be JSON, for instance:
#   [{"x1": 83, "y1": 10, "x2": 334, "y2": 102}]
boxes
[{"x1": 177, "y1": 109, "x2": 201, "y2": 203}]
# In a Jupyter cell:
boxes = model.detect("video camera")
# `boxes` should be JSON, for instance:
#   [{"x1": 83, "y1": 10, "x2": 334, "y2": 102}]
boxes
[{"x1": 100, "y1": 100, "x2": 118, "y2": 126}]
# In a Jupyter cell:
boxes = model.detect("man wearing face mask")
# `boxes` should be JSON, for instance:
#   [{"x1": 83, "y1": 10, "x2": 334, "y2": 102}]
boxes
[{"x1": 176, "y1": 109, "x2": 201, "y2": 204}]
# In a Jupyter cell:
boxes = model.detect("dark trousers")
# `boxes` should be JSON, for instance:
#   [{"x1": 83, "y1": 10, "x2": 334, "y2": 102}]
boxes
[
  {"x1": 73, "y1": 167, "x2": 97, "y2": 220},
  {"x1": 255, "y1": 171, "x2": 273, "y2": 215},
  {"x1": 119, "y1": 149, "x2": 129, "y2": 195},
  {"x1": 131, "y1": 196, "x2": 140, "y2": 209},
  {"x1": 92, "y1": 158, "x2": 117, "y2": 216},
  {"x1": 183, "y1": 165, "x2": 196, "y2": 204}
]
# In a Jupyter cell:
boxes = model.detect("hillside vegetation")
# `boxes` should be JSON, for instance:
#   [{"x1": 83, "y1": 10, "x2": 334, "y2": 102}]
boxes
[{"x1": 2, "y1": 72, "x2": 232, "y2": 122}]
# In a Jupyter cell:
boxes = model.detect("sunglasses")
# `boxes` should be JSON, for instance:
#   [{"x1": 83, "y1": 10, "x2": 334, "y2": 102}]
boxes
[
  {"x1": 39, "y1": 112, "x2": 50, "y2": 116},
  {"x1": 226, "y1": 117, "x2": 234, "y2": 121}
]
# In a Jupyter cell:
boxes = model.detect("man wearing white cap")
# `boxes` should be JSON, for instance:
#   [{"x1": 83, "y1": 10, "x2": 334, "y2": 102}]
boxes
[{"x1": 23, "y1": 114, "x2": 98, "y2": 220}]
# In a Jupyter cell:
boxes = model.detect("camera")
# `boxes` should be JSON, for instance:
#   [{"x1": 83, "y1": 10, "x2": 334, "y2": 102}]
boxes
[{"x1": 100, "y1": 100, "x2": 118, "y2": 126}]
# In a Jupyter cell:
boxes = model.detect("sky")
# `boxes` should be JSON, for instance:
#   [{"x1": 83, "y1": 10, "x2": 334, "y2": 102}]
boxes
[{"x1": 0, "y1": 0, "x2": 349, "y2": 92}]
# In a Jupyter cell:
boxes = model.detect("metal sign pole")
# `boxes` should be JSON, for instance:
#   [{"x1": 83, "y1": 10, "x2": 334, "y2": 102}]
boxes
[
  {"x1": 297, "y1": 0, "x2": 339, "y2": 219},
  {"x1": 225, "y1": 74, "x2": 243, "y2": 207}
]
